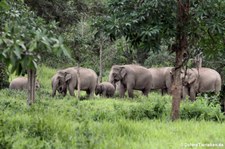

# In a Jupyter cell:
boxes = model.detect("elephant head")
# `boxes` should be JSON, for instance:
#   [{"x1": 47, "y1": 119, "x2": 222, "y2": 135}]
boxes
[
  {"x1": 95, "y1": 84, "x2": 104, "y2": 95},
  {"x1": 109, "y1": 65, "x2": 127, "y2": 86},
  {"x1": 182, "y1": 69, "x2": 198, "y2": 86},
  {"x1": 52, "y1": 71, "x2": 72, "y2": 96}
]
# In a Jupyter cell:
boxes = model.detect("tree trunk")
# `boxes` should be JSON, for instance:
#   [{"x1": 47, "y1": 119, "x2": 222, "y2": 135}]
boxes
[
  {"x1": 171, "y1": 0, "x2": 190, "y2": 121},
  {"x1": 27, "y1": 69, "x2": 36, "y2": 105},
  {"x1": 0, "y1": 62, "x2": 9, "y2": 89},
  {"x1": 77, "y1": 63, "x2": 81, "y2": 99},
  {"x1": 99, "y1": 40, "x2": 103, "y2": 83}
]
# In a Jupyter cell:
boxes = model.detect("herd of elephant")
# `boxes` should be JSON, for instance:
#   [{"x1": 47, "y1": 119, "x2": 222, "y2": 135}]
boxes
[{"x1": 9, "y1": 64, "x2": 222, "y2": 101}]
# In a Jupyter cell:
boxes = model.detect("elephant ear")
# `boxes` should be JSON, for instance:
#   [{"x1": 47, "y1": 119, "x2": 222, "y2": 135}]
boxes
[
  {"x1": 65, "y1": 73, "x2": 72, "y2": 82},
  {"x1": 187, "y1": 71, "x2": 196, "y2": 84},
  {"x1": 58, "y1": 71, "x2": 65, "y2": 79},
  {"x1": 120, "y1": 67, "x2": 127, "y2": 78}
]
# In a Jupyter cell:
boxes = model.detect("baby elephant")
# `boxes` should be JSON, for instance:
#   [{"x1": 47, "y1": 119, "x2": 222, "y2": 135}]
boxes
[
  {"x1": 95, "y1": 82, "x2": 115, "y2": 97},
  {"x1": 9, "y1": 77, "x2": 40, "y2": 90}
]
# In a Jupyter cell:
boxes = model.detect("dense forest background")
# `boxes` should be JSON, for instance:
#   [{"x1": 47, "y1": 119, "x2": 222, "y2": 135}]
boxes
[{"x1": 1, "y1": 0, "x2": 224, "y2": 82}]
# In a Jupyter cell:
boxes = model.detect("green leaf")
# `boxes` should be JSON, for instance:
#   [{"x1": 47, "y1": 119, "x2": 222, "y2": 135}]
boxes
[
  {"x1": 32, "y1": 60, "x2": 38, "y2": 69},
  {"x1": 29, "y1": 40, "x2": 37, "y2": 51},
  {"x1": 62, "y1": 46, "x2": 71, "y2": 59},
  {"x1": 14, "y1": 46, "x2": 22, "y2": 59},
  {"x1": 0, "y1": 0, "x2": 9, "y2": 10}
]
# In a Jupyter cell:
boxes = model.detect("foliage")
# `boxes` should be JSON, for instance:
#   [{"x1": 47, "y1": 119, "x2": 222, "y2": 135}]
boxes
[
  {"x1": 0, "y1": 0, "x2": 9, "y2": 10},
  {"x1": 144, "y1": 49, "x2": 175, "y2": 67},
  {"x1": 0, "y1": 1, "x2": 70, "y2": 75},
  {"x1": 180, "y1": 97, "x2": 224, "y2": 121},
  {"x1": 96, "y1": 0, "x2": 225, "y2": 66},
  {"x1": 1, "y1": 90, "x2": 225, "y2": 148},
  {"x1": 24, "y1": 0, "x2": 87, "y2": 29},
  {"x1": 1, "y1": 65, "x2": 225, "y2": 148},
  {"x1": 103, "y1": 0, "x2": 176, "y2": 48}
]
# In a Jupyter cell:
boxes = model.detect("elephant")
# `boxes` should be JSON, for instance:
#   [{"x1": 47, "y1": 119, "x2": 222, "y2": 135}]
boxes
[
  {"x1": 95, "y1": 82, "x2": 115, "y2": 97},
  {"x1": 182, "y1": 67, "x2": 221, "y2": 101},
  {"x1": 51, "y1": 67, "x2": 98, "y2": 97},
  {"x1": 51, "y1": 72, "x2": 68, "y2": 96},
  {"x1": 148, "y1": 67, "x2": 173, "y2": 95},
  {"x1": 9, "y1": 77, "x2": 40, "y2": 90},
  {"x1": 109, "y1": 64, "x2": 152, "y2": 98}
]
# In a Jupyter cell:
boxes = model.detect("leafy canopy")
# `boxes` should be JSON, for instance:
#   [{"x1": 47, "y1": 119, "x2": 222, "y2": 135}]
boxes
[
  {"x1": 0, "y1": 1, "x2": 70, "y2": 75},
  {"x1": 100, "y1": 0, "x2": 225, "y2": 55}
]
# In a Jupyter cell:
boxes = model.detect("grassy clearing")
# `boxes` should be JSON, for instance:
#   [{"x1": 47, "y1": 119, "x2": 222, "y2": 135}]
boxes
[{"x1": 1, "y1": 65, "x2": 225, "y2": 148}]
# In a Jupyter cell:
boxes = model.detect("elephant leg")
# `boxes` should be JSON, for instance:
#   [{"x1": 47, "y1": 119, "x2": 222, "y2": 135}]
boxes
[
  {"x1": 161, "y1": 88, "x2": 167, "y2": 96},
  {"x1": 189, "y1": 87, "x2": 196, "y2": 101},
  {"x1": 89, "y1": 90, "x2": 95, "y2": 97},
  {"x1": 119, "y1": 84, "x2": 126, "y2": 98},
  {"x1": 142, "y1": 88, "x2": 150, "y2": 96},
  {"x1": 182, "y1": 86, "x2": 189, "y2": 100},
  {"x1": 86, "y1": 89, "x2": 90, "y2": 97},
  {"x1": 127, "y1": 85, "x2": 134, "y2": 98}
]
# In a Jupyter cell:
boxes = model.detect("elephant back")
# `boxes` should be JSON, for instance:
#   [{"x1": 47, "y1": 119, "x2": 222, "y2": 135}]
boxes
[
  {"x1": 9, "y1": 77, "x2": 28, "y2": 90},
  {"x1": 74, "y1": 67, "x2": 98, "y2": 90}
]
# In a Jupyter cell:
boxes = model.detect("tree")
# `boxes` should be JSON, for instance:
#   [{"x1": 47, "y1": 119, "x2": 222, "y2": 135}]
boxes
[
  {"x1": 0, "y1": 1, "x2": 70, "y2": 105},
  {"x1": 98, "y1": 0, "x2": 225, "y2": 120},
  {"x1": 171, "y1": 0, "x2": 189, "y2": 120},
  {"x1": 24, "y1": 0, "x2": 87, "y2": 29},
  {"x1": 0, "y1": 0, "x2": 10, "y2": 90}
]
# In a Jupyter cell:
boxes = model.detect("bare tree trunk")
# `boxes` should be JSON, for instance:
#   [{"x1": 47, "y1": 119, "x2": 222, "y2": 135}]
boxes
[
  {"x1": 0, "y1": 62, "x2": 9, "y2": 89},
  {"x1": 27, "y1": 69, "x2": 36, "y2": 106},
  {"x1": 171, "y1": 0, "x2": 190, "y2": 121},
  {"x1": 99, "y1": 40, "x2": 103, "y2": 83},
  {"x1": 77, "y1": 63, "x2": 81, "y2": 99},
  {"x1": 171, "y1": 50, "x2": 186, "y2": 120}
]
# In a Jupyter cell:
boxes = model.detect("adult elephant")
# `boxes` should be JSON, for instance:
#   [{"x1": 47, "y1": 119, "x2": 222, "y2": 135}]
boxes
[
  {"x1": 51, "y1": 67, "x2": 98, "y2": 97},
  {"x1": 182, "y1": 67, "x2": 221, "y2": 101},
  {"x1": 148, "y1": 67, "x2": 173, "y2": 95},
  {"x1": 109, "y1": 64, "x2": 152, "y2": 98}
]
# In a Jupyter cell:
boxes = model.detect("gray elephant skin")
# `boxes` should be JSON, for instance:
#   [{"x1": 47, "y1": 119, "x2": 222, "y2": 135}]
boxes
[
  {"x1": 52, "y1": 67, "x2": 98, "y2": 97},
  {"x1": 95, "y1": 82, "x2": 115, "y2": 97},
  {"x1": 109, "y1": 64, "x2": 152, "y2": 98},
  {"x1": 148, "y1": 67, "x2": 173, "y2": 95},
  {"x1": 182, "y1": 67, "x2": 221, "y2": 101},
  {"x1": 9, "y1": 77, "x2": 40, "y2": 90}
]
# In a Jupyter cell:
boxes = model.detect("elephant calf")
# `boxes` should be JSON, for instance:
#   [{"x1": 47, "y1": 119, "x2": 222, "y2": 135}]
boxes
[
  {"x1": 9, "y1": 77, "x2": 40, "y2": 90},
  {"x1": 95, "y1": 82, "x2": 115, "y2": 97}
]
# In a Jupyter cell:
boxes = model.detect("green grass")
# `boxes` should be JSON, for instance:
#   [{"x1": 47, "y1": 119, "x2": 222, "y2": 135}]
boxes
[{"x1": 1, "y1": 65, "x2": 225, "y2": 148}]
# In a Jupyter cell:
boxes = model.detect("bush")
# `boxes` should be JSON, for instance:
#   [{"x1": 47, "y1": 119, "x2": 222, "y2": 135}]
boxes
[{"x1": 180, "y1": 96, "x2": 225, "y2": 121}]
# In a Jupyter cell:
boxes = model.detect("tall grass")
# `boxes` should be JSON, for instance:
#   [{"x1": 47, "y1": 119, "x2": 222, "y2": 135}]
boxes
[{"x1": 1, "y1": 65, "x2": 225, "y2": 148}]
